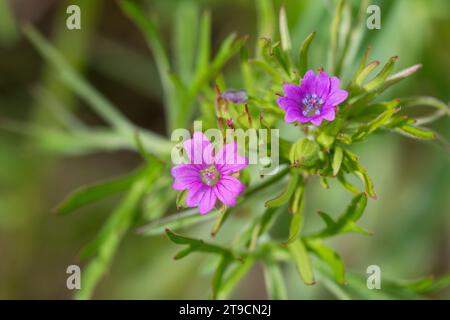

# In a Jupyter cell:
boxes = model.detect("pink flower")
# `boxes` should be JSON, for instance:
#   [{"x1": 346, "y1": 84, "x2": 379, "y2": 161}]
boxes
[
  {"x1": 277, "y1": 69, "x2": 348, "y2": 126},
  {"x1": 171, "y1": 132, "x2": 248, "y2": 214}
]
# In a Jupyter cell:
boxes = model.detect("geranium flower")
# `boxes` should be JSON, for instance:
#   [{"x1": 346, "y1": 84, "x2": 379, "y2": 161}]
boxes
[
  {"x1": 277, "y1": 69, "x2": 348, "y2": 126},
  {"x1": 171, "y1": 132, "x2": 248, "y2": 214}
]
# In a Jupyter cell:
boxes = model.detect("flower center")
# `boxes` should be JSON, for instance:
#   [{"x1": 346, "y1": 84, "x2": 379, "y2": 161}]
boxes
[
  {"x1": 200, "y1": 165, "x2": 221, "y2": 187},
  {"x1": 302, "y1": 94, "x2": 324, "y2": 117}
]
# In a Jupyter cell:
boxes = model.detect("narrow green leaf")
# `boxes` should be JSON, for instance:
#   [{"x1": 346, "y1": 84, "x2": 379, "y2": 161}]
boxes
[
  {"x1": 305, "y1": 239, "x2": 346, "y2": 284},
  {"x1": 32, "y1": 85, "x2": 86, "y2": 130},
  {"x1": 196, "y1": 10, "x2": 211, "y2": 73},
  {"x1": 265, "y1": 171, "x2": 299, "y2": 208},
  {"x1": 352, "y1": 107, "x2": 399, "y2": 141},
  {"x1": 273, "y1": 45, "x2": 290, "y2": 75},
  {"x1": 400, "y1": 96, "x2": 450, "y2": 117},
  {"x1": 341, "y1": 193, "x2": 367, "y2": 222},
  {"x1": 212, "y1": 257, "x2": 231, "y2": 299},
  {"x1": 0, "y1": 0, "x2": 18, "y2": 46},
  {"x1": 211, "y1": 207, "x2": 231, "y2": 237},
  {"x1": 342, "y1": 0, "x2": 369, "y2": 78},
  {"x1": 383, "y1": 64, "x2": 422, "y2": 88},
  {"x1": 309, "y1": 193, "x2": 369, "y2": 238},
  {"x1": 138, "y1": 208, "x2": 216, "y2": 236},
  {"x1": 394, "y1": 125, "x2": 436, "y2": 140},
  {"x1": 75, "y1": 175, "x2": 155, "y2": 300},
  {"x1": 334, "y1": 2, "x2": 353, "y2": 77},
  {"x1": 56, "y1": 166, "x2": 147, "y2": 215},
  {"x1": 285, "y1": 181, "x2": 305, "y2": 244},
  {"x1": 298, "y1": 31, "x2": 316, "y2": 76},
  {"x1": 328, "y1": 0, "x2": 345, "y2": 73},
  {"x1": 120, "y1": 0, "x2": 175, "y2": 131},
  {"x1": 343, "y1": 152, "x2": 376, "y2": 198},
  {"x1": 354, "y1": 61, "x2": 380, "y2": 87},
  {"x1": 240, "y1": 45, "x2": 255, "y2": 95},
  {"x1": 24, "y1": 26, "x2": 133, "y2": 135},
  {"x1": 350, "y1": 98, "x2": 400, "y2": 120},
  {"x1": 263, "y1": 261, "x2": 287, "y2": 300},
  {"x1": 250, "y1": 59, "x2": 283, "y2": 81},
  {"x1": 256, "y1": 0, "x2": 275, "y2": 42},
  {"x1": 216, "y1": 257, "x2": 255, "y2": 299},
  {"x1": 165, "y1": 229, "x2": 234, "y2": 259},
  {"x1": 173, "y1": 1, "x2": 199, "y2": 83},
  {"x1": 349, "y1": 46, "x2": 371, "y2": 87},
  {"x1": 415, "y1": 110, "x2": 447, "y2": 126},
  {"x1": 288, "y1": 239, "x2": 315, "y2": 285},
  {"x1": 279, "y1": 6, "x2": 291, "y2": 51},
  {"x1": 249, "y1": 207, "x2": 279, "y2": 250},
  {"x1": 190, "y1": 33, "x2": 246, "y2": 97},
  {"x1": 133, "y1": 131, "x2": 165, "y2": 163},
  {"x1": 317, "y1": 211, "x2": 335, "y2": 228},
  {"x1": 363, "y1": 56, "x2": 398, "y2": 92},
  {"x1": 337, "y1": 173, "x2": 360, "y2": 194}
]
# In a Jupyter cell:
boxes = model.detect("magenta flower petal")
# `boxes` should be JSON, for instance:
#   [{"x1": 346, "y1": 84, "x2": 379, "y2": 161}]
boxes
[
  {"x1": 314, "y1": 71, "x2": 331, "y2": 97},
  {"x1": 311, "y1": 117, "x2": 323, "y2": 126},
  {"x1": 285, "y1": 108, "x2": 302, "y2": 123},
  {"x1": 326, "y1": 89, "x2": 348, "y2": 106},
  {"x1": 198, "y1": 188, "x2": 217, "y2": 214},
  {"x1": 186, "y1": 183, "x2": 207, "y2": 207},
  {"x1": 171, "y1": 164, "x2": 199, "y2": 179},
  {"x1": 277, "y1": 96, "x2": 298, "y2": 111},
  {"x1": 214, "y1": 143, "x2": 248, "y2": 174},
  {"x1": 214, "y1": 182, "x2": 237, "y2": 206},
  {"x1": 183, "y1": 131, "x2": 213, "y2": 165},
  {"x1": 219, "y1": 175, "x2": 245, "y2": 195},
  {"x1": 276, "y1": 69, "x2": 348, "y2": 126},
  {"x1": 322, "y1": 110, "x2": 336, "y2": 121},
  {"x1": 282, "y1": 84, "x2": 303, "y2": 103},
  {"x1": 329, "y1": 76, "x2": 341, "y2": 92},
  {"x1": 302, "y1": 69, "x2": 315, "y2": 84}
]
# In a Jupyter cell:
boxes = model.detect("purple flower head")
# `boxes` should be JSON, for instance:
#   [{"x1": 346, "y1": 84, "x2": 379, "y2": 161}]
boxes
[
  {"x1": 221, "y1": 90, "x2": 248, "y2": 104},
  {"x1": 171, "y1": 132, "x2": 248, "y2": 214},
  {"x1": 276, "y1": 69, "x2": 348, "y2": 126}
]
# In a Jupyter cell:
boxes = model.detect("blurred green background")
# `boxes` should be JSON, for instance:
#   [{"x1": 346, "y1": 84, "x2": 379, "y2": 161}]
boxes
[{"x1": 0, "y1": 0, "x2": 449, "y2": 299}]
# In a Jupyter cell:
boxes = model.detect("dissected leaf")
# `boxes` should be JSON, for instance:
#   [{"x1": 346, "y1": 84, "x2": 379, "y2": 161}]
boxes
[
  {"x1": 352, "y1": 107, "x2": 399, "y2": 141},
  {"x1": 165, "y1": 229, "x2": 234, "y2": 260},
  {"x1": 309, "y1": 193, "x2": 370, "y2": 238}
]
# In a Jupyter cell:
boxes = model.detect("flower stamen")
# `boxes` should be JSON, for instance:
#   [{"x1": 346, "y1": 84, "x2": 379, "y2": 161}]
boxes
[
  {"x1": 302, "y1": 93, "x2": 324, "y2": 117},
  {"x1": 200, "y1": 165, "x2": 221, "y2": 187}
]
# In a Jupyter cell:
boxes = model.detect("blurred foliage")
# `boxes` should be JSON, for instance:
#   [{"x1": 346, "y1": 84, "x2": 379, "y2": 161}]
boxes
[{"x1": 0, "y1": 0, "x2": 449, "y2": 299}]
